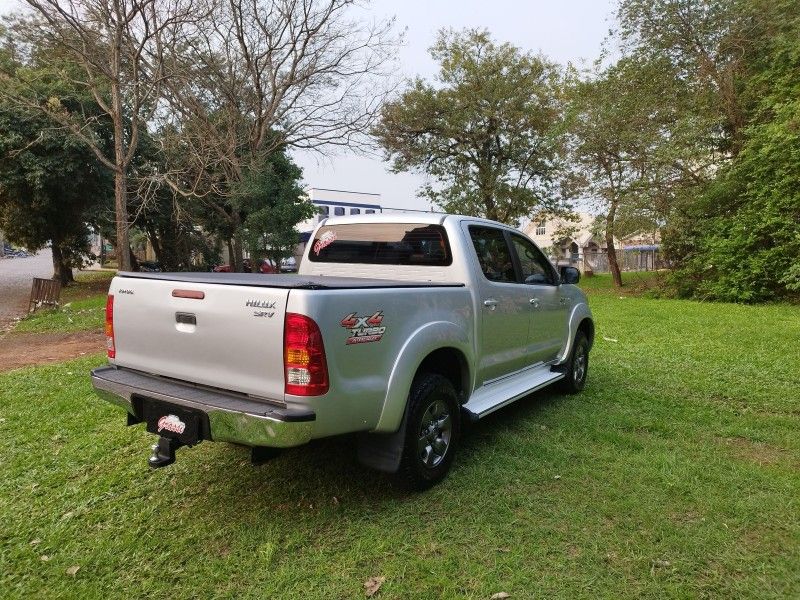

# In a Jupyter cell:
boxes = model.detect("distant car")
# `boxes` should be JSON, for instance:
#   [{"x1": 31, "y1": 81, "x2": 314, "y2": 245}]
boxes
[
  {"x1": 212, "y1": 259, "x2": 277, "y2": 274},
  {"x1": 138, "y1": 261, "x2": 163, "y2": 272},
  {"x1": 280, "y1": 257, "x2": 298, "y2": 273}
]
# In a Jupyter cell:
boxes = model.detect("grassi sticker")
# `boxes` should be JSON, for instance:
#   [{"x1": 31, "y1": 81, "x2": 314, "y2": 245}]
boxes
[
  {"x1": 313, "y1": 231, "x2": 336, "y2": 255},
  {"x1": 157, "y1": 414, "x2": 186, "y2": 434},
  {"x1": 341, "y1": 311, "x2": 386, "y2": 344}
]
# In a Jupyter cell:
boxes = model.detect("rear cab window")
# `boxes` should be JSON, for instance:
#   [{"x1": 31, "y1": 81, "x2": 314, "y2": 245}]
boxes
[
  {"x1": 468, "y1": 226, "x2": 516, "y2": 282},
  {"x1": 308, "y1": 223, "x2": 453, "y2": 266}
]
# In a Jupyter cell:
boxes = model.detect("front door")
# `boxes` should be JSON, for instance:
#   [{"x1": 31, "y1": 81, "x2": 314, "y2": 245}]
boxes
[{"x1": 508, "y1": 233, "x2": 570, "y2": 362}]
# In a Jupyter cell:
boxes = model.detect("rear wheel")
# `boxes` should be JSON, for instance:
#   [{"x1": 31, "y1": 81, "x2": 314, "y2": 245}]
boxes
[
  {"x1": 394, "y1": 373, "x2": 460, "y2": 491},
  {"x1": 559, "y1": 331, "x2": 589, "y2": 394}
]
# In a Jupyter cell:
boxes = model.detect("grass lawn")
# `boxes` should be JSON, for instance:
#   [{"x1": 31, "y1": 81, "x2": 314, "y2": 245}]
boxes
[
  {"x1": 14, "y1": 271, "x2": 115, "y2": 334},
  {"x1": 1, "y1": 276, "x2": 798, "y2": 598}
]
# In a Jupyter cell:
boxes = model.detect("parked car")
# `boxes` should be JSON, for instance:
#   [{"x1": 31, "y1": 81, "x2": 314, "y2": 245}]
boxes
[
  {"x1": 212, "y1": 258, "x2": 277, "y2": 274},
  {"x1": 138, "y1": 260, "x2": 163, "y2": 272},
  {"x1": 91, "y1": 214, "x2": 594, "y2": 489}
]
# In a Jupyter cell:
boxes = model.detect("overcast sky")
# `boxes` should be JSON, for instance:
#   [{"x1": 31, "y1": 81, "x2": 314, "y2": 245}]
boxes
[{"x1": 0, "y1": 0, "x2": 617, "y2": 211}]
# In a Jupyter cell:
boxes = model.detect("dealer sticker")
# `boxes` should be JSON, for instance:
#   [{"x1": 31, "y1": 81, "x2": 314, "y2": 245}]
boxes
[{"x1": 157, "y1": 414, "x2": 186, "y2": 435}]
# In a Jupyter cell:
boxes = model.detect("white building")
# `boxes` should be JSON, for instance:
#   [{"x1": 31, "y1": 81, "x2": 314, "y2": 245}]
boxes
[
  {"x1": 524, "y1": 212, "x2": 612, "y2": 265},
  {"x1": 297, "y1": 188, "x2": 383, "y2": 238}
]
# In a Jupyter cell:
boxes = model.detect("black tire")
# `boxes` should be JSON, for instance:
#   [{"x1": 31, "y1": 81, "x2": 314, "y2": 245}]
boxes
[
  {"x1": 559, "y1": 330, "x2": 590, "y2": 394},
  {"x1": 394, "y1": 373, "x2": 460, "y2": 491}
]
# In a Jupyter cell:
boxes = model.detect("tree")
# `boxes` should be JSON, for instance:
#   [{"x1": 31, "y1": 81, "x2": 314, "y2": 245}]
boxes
[
  {"x1": 5, "y1": 0, "x2": 198, "y2": 271},
  {"x1": 155, "y1": 0, "x2": 399, "y2": 271},
  {"x1": 662, "y1": 0, "x2": 800, "y2": 301},
  {"x1": 616, "y1": 0, "x2": 750, "y2": 156},
  {"x1": 0, "y1": 25, "x2": 112, "y2": 284},
  {"x1": 374, "y1": 28, "x2": 565, "y2": 225},
  {"x1": 566, "y1": 57, "x2": 696, "y2": 287},
  {"x1": 238, "y1": 150, "x2": 314, "y2": 269}
]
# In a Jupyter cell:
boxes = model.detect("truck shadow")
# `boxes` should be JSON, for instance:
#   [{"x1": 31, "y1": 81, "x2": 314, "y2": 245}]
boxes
[{"x1": 187, "y1": 387, "x2": 568, "y2": 517}]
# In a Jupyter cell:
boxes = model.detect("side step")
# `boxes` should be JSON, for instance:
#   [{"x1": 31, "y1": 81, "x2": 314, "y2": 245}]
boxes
[{"x1": 462, "y1": 366, "x2": 564, "y2": 421}]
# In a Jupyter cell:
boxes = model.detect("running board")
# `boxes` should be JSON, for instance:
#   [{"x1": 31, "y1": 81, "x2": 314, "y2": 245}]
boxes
[{"x1": 463, "y1": 366, "x2": 564, "y2": 421}]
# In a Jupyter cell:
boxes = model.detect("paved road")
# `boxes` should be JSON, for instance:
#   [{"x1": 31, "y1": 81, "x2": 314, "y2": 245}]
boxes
[{"x1": 0, "y1": 251, "x2": 53, "y2": 332}]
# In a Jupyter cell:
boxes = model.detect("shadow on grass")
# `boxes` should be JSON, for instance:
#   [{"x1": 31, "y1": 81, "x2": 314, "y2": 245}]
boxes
[{"x1": 163, "y1": 385, "x2": 570, "y2": 519}]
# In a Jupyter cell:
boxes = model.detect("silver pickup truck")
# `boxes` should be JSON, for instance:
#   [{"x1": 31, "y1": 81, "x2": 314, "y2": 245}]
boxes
[{"x1": 91, "y1": 214, "x2": 594, "y2": 489}]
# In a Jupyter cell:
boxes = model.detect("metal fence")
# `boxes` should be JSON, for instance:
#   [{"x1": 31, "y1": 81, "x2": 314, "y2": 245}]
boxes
[{"x1": 582, "y1": 249, "x2": 666, "y2": 273}]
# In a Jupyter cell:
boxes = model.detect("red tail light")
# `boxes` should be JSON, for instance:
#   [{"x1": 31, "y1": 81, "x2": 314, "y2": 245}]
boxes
[
  {"x1": 105, "y1": 294, "x2": 116, "y2": 359},
  {"x1": 284, "y1": 313, "x2": 328, "y2": 396}
]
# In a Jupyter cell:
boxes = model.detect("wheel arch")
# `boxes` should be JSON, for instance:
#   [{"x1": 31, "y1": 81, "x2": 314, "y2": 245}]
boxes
[{"x1": 373, "y1": 321, "x2": 473, "y2": 433}]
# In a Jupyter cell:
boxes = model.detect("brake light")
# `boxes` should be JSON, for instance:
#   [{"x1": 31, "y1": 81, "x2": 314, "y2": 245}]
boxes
[
  {"x1": 284, "y1": 313, "x2": 328, "y2": 396},
  {"x1": 105, "y1": 294, "x2": 116, "y2": 359}
]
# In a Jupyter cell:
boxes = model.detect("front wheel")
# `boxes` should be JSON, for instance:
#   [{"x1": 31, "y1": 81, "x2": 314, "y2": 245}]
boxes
[
  {"x1": 559, "y1": 331, "x2": 589, "y2": 394},
  {"x1": 394, "y1": 373, "x2": 460, "y2": 491}
]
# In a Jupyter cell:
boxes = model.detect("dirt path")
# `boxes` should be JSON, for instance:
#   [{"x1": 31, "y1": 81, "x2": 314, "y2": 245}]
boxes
[
  {"x1": 0, "y1": 331, "x2": 105, "y2": 372},
  {"x1": 0, "y1": 251, "x2": 53, "y2": 332}
]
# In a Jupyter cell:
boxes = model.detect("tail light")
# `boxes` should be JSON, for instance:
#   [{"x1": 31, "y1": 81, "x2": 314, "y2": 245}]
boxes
[
  {"x1": 284, "y1": 313, "x2": 328, "y2": 396},
  {"x1": 105, "y1": 294, "x2": 116, "y2": 359}
]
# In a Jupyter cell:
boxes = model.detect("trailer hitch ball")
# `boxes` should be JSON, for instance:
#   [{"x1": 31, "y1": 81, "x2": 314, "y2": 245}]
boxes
[{"x1": 148, "y1": 436, "x2": 185, "y2": 468}]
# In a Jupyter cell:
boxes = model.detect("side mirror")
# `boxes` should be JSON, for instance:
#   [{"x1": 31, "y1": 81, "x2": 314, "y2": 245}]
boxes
[
  {"x1": 561, "y1": 266, "x2": 580, "y2": 285},
  {"x1": 524, "y1": 273, "x2": 549, "y2": 285}
]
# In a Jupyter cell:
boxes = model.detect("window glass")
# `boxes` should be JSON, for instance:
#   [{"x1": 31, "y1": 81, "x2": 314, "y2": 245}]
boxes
[
  {"x1": 468, "y1": 226, "x2": 516, "y2": 283},
  {"x1": 511, "y1": 234, "x2": 556, "y2": 285},
  {"x1": 535, "y1": 221, "x2": 546, "y2": 236},
  {"x1": 318, "y1": 205, "x2": 329, "y2": 216},
  {"x1": 334, "y1": 207, "x2": 345, "y2": 216},
  {"x1": 350, "y1": 208, "x2": 361, "y2": 215},
  {"x1": 308, "y1": 223, "x2": 452, "y2": 266},
  {"x1": 365, "y1": 209, "x2": 375, "y2": 214}
]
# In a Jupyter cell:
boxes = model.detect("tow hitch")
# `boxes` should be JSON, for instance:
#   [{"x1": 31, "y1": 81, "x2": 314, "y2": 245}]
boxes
[{"x1": 148, "y1": 436, "x2": 185, "y2": 468}]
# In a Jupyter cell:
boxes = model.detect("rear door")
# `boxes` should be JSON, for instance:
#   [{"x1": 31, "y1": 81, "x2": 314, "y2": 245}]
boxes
[
  {"x1": 110, "y1": 277, "x2": 289, "y2": 401},
  {"x1": 466, "y1": 225, "x2": 533, "y2": 384},
  {"x1": 508, "y1": 233, "x2": 570, "y2": 362}
]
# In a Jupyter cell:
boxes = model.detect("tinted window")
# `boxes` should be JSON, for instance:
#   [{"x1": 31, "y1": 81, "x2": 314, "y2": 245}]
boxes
[
  {"x1": 318, "y1": 205, "x2": 329, "y2": 216},
  {"x1": 511, "y1": 234, "x2": 556, "y2": 285},
  {"x1": 468, "y1": 226, "x2": 516, "y2": 283},
  {"x1": 350, "y1": 208, "x2": 361, "y2": 215},
  {"x1": 309, "y1": 223, "x2": 452, "y2": 266},
  {"x1": 334, "y1": 207, "x2": 345, "y2": 216},
  {"x1": 365, "y1": 209, "x2": 375, "y2": 214}
]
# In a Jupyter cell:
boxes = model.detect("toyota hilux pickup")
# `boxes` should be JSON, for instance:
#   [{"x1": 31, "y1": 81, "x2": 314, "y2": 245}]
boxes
[{"x1": 91, "y1": 214, "x2": 594, "y2": 489}]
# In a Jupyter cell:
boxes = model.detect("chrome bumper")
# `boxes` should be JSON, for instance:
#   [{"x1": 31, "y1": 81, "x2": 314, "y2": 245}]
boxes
[{"x1": 90, "y1": 366, "x2": 315, "y2": 448}]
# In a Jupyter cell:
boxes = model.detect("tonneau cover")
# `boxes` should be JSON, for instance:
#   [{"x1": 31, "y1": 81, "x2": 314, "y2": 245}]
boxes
[{"x1": 118, "y1": 271, "x2": 464, "y2": 289}]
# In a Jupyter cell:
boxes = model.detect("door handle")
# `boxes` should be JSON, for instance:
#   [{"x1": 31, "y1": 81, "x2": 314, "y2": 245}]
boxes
[
  {"x1": 483, "y1": 299, "x2": 498, "y2": 310},
  {"x1": 529, "y1": 298, "x2": 540, "y2": 308}
]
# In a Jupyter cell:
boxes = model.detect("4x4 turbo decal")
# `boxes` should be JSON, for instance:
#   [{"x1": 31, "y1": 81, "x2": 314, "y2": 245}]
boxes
[{"x1": 341, "y1": 311, "x2": 386, "y2": 344}]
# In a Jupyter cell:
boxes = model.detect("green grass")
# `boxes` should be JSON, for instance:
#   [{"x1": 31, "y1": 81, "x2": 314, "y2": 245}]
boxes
[
  {"x1": 1, "y1": 293, "x2": 799, "y2": 598},
  {"x1": 15, "y1": 271, "x2": 115, "y2": 334}
]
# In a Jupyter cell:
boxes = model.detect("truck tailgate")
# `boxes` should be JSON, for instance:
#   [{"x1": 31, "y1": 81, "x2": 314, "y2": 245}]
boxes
[{"x1": 110, "y1": 276, "x2": 288, "y2": 401}]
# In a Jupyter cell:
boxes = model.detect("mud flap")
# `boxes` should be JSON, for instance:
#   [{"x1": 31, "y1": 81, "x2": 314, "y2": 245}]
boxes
[{"x1": 357, "y1": 406, "x2": 409, "y2": 473}]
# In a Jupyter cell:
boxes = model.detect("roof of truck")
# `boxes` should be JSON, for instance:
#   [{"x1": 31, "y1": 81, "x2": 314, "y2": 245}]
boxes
[{"x1": 319, "y1": 212, "x2": 513, "y2": 229}]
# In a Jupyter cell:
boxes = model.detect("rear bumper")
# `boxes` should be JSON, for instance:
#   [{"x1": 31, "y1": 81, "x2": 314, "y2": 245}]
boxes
[{"x1": 90, "y1": 366, "x2": 315, "y2": 448}]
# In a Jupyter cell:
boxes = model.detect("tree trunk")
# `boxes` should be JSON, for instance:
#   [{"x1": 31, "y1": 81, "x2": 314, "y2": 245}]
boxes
[
  {"x1": 147, "y1": 225, "x2": 163, "y2": 265},
  {"x1": 113, "y1": 171, "x2": 131, "y2": 272},
  {"x1": 51, "y1": 245, "x2": 72, "y2": 286},
  {"x1": 225, "y1": 238, "x2": 235, "y2": 270},
  {"x1": 605, "y1": 202, "x2": 622, "y2": 288},
  {"x1": 111, "y1": 21, "x2": 131, "y2": 273},
  {"x1": 232, "y1": 232, "x2": 245, "y2": 272},
  {"x1": 128, "y1": 246, "x2": 140, "y2": 271}
]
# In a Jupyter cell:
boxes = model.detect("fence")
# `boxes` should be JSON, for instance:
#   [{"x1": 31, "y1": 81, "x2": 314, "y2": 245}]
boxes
[{"x1": 581, "y1": 248, "x2": 666, "y2": 273}]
